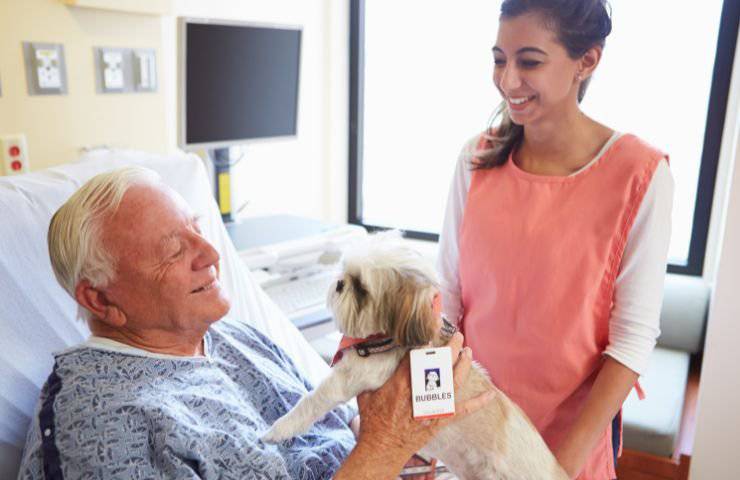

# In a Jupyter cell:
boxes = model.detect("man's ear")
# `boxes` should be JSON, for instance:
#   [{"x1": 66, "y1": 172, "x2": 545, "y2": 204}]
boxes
[{"x1": 75, "y1": 280, "x2": 126, "y2": 328}]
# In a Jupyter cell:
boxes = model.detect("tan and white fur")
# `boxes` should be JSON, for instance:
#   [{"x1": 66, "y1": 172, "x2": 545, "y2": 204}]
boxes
[{"x1": 262, "y1": 237, "x2": 568, "y2": 480}]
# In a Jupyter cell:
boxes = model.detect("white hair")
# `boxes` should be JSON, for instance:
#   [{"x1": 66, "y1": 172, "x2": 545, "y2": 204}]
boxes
[{"x1": 48, "y1": 167, "x2": 161, "y2": 312}]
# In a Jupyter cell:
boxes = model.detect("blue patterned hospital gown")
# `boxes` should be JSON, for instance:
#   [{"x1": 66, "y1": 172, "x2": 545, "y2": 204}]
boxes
[{"x1": 18, "y1": 320, "x2": 356, "y2": 479}]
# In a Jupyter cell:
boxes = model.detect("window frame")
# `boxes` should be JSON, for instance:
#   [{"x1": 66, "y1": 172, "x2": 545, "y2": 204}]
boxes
[{"x1": 348, "y1": 0, "x2": 740, "y2": 276}]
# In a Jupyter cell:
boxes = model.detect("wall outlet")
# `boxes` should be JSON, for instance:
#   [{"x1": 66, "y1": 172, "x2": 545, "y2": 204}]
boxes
[
  {"x1": 94, "y1": 47, "x2": 158, "y2": 94},
  {"x1": 94, "y1": 47, "x2": 130, "y2": 93},
  {"x1": 101, "y1": 49, "x2": 125, "y2": 91},
  {"x1": 23, "y1": 42, "x2": 68, "y2": 95},
  {"x1": 133, "y1": 49, "x2": 157, "y2": 91},
  {"x1": 0, "y1": 134, "x2": 30, "y2": 176},
  {"x1": 35, "y1": 47, "x2": 62, "y2": 89}
]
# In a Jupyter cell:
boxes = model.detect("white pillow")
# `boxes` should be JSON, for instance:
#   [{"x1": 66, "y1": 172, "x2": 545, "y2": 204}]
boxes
[{"x1": 0, "y1": 149, "x2": 329, "y2": 479}]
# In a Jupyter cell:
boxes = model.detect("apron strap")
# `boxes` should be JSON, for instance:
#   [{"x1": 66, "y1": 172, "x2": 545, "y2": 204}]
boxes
[{"x1": 634, "y1": 380, "x2": 646, "y2": 400}]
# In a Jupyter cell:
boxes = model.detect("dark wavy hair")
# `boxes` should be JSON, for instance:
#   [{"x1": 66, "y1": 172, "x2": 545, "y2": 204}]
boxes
[{"x1": 474, "y1": 0, "x2": 612, "y2": 169}]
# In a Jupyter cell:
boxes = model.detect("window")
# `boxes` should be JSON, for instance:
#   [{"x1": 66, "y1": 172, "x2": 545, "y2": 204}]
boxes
[{"x1": 349, "y1": 0, "x2": 739, "y2": 275}]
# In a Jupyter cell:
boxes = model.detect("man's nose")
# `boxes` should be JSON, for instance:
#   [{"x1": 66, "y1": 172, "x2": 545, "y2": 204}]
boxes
[{"x1": 192, "y1": 235, "x2": 220, "y2": 271}]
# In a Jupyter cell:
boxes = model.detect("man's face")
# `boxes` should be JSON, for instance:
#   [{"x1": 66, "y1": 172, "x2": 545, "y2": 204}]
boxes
[{"x1": 100, "y1": 183, "x2": 231, "y2": 335}]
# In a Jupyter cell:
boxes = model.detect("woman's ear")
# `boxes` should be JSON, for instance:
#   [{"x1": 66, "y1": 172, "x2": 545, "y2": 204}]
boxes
[
  {"x1": 75, "y1": 280, "x2": 126, "y2": 328},
  {"x1": 578, "y1": 45, "x2": 603, "y2": 81}
]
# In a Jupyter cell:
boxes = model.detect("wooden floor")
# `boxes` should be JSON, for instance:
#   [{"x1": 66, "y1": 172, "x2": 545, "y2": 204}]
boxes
[{"x1": 615, "y1": 357, "x2": 701, "y2": 480}]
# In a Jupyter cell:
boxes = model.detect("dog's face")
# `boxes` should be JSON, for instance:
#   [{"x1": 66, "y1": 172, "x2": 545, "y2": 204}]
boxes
[{"x1": 327, "y1": 240, "x2": 443, "y2": 347}]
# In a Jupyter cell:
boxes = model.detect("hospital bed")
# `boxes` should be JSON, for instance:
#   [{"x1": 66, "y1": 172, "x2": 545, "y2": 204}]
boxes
[{"x1": 0, "y1": 150, "x2": 331, "y2": 479}]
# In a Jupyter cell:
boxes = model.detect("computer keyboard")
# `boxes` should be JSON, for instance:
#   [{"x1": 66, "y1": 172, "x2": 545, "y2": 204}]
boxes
[{"x1": 263, "y1": 270, "x2": 339, "y2": 317}]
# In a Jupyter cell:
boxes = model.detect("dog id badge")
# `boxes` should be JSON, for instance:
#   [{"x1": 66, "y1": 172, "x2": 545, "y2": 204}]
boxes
[{"x1": 410, "y1": 347, "x2": 455, "y2": 420}]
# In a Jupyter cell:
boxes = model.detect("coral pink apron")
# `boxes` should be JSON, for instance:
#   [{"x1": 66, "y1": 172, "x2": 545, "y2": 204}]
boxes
[{"x1": 458, "y1": 133, "x2": 666, "y2": 479}]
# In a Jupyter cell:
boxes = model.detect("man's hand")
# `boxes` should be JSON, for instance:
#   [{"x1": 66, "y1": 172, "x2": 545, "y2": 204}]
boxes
[{"x1": 334, "y1": 333, "x2": 495, "y2": 479}]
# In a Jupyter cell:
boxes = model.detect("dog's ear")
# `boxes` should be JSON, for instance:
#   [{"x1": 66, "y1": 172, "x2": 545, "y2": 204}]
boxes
[{"x1": 391, "y1": 286, "x2": 436, "y2": 347}]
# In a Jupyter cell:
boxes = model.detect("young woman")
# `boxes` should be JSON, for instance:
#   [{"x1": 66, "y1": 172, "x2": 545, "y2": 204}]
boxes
[{"x1": 437, "y1": 1, "x2": 674, "y2": 478}]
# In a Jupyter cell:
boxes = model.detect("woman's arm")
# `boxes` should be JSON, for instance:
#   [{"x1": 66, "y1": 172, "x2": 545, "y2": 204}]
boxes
[
  {"x1": 604, "y1": 160, "x2": 674, "y2": 374},
  {"x1": 553, "y1": 356, "x2": 637, "y2": 478},
  {"x1": 556, "y1": 159, "x2": 674, "y2": 478},
  {"x1": 437, "y1": 136, "x2": 476, "y2": 324}
]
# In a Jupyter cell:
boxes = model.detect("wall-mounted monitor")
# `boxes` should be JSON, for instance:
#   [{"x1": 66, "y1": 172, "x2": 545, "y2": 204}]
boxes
[{"x1": 178, "y1": 18, "x2": 302, "y2": 150}]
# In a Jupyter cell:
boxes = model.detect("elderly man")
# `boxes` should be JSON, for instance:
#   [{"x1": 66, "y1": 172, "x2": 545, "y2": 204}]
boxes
[{"x1": 18, "y1": 167, "x2": 488, "y2": 479}]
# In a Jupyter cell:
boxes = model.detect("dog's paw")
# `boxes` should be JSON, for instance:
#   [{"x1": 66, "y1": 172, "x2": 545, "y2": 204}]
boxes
[
  {"x1": 260, "y1": 428, "x2": 284, "y2": 444},
  {"x1": 261, "y1": 418, "x2": 296, "y2": 444}
]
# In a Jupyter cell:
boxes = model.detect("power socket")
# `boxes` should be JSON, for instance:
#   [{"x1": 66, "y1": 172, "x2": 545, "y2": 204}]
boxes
[
  {"x1": 133, "y1": 49, "x2": 157, "y2": 91},
  {"x1": 102, "y1": 49, "x2": 125, "y2": 91},
  {"x1": 22, "y1": 43, "x2": 68, "y2": 95},
  {"x1": 0, "y1": 134, "x2": 30, "y2": 175}
]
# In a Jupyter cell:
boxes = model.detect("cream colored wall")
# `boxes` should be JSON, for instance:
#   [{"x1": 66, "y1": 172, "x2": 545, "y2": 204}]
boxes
[
  {"x1": 0, "y1": 0, "x2": 168, "y2": 170},
  {"x1": 0, "y1": 0, "x2": 345, "y2": 223}
]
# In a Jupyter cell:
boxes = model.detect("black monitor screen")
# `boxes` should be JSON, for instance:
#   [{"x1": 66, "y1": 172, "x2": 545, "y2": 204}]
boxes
[{"x1": 184, "y1": 22, "x2": 301, "y2": 145}]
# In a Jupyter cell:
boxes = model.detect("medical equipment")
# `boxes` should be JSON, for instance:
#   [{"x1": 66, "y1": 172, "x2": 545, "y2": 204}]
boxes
[
  {"x1": 262, "y1": 268, "x2": 339, "y2": 317},
  {"x1": 227, "y1": 215, "x2": 366, "y2": 323}
]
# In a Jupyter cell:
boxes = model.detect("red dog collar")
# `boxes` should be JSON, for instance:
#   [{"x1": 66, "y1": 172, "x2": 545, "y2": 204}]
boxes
[
  {"x1": 330, "y1": 334, "x2": 397, "y2": 366},
  {"x1": 331, "y1": 292, "x2": 455, "y2": 366}
]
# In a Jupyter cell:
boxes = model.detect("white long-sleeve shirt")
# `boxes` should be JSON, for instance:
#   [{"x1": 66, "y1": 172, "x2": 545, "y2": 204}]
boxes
[{"x1": 437, "y1": 132, "x2": 674, "y2": 375}]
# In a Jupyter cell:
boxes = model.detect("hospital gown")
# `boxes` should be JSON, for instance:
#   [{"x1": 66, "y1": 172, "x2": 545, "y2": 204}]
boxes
[{"x1": 17, "y1": 320, "x2": 356, "y2": 479}]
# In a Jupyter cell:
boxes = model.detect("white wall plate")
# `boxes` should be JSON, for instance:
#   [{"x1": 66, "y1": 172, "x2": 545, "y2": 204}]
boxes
[
  {"x1": 133, "y1": 49, "x2": 157, "y2": 92},
  {"x1": 22, "y1": 42, "x2": 68, "y2": 95}
]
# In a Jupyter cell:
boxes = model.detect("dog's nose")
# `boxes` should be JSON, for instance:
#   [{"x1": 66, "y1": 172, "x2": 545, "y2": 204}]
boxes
[{"x1": 336, "y1": 280, "x2": 345, "y2": 293}]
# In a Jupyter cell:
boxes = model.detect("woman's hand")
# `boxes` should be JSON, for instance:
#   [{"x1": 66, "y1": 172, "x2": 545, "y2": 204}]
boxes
[
  {"x1": 553, "y1": 356, "x2": 640, "y2": 479},
  {"x1": 337, "y1": 332, "x2": 495, "y2": 478}
]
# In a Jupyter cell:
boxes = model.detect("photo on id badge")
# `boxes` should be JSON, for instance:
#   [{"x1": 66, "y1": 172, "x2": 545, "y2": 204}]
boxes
[{"x1": 425, "y1": 368, "x2": 441, "y2": 391}]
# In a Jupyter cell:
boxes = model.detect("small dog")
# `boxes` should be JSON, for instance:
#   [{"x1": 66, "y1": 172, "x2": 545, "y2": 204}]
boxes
[
  {"x1": 262, "y1": 237, "x2": 568, "y2": 480},
  {"x1": 426, "y1": 369, "x2": 440, "y2": 391}
]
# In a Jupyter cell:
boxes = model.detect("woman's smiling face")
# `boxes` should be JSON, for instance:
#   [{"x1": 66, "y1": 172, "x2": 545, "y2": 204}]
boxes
[{"x1": 492, "y1": 12, "x2": 583, "y2": 126}]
